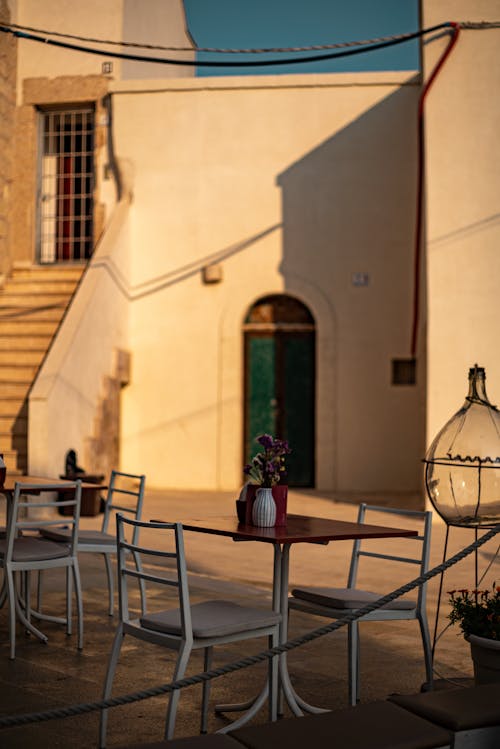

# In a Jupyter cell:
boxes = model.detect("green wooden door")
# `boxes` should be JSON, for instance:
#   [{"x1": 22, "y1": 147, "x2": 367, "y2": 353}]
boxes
[{"x1": 244, "y1": 331, "x2": 315, "y2": 487}]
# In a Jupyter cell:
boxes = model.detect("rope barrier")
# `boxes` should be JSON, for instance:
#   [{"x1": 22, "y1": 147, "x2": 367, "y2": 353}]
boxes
[{"x1": 0, "y1": 523, "x2": 498, "y2": 729}]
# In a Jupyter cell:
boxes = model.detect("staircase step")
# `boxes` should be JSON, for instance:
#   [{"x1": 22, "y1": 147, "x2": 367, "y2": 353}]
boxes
[
  {"x1": 0, "y1": 264, "x2": 84, "y2": 474},
  {"x1": 0, "y1": 320, "x2": 61, "y2": 335},
  {"x1": 0, "y1": 416, "x2": 27, "y2": 433},
  {"x1": 0, "y1": 293, "x2": 72, "y2": 306},
  {"x1": 0, "y1": 399, "x2": 26, "y2": 417},
  {"x1": 0, "y1": 335, "x2": 51, "y2": 350},
  {"x1": 0, "y1": 448, "x2": 26, "y2": 466},
  {"x1": 5, "y1": 279, "x2": 79, "y2": 293},
  {"x1": 0, "y1": 364, "x2": 39, "y2": 380},
  {"x1": 0, "y1": 382, "x2": 31, "y2": 398},
  {"x1": 0, "y1": 432, "x2": 27, "y2": 451},
  {"x1": 0, "y1": 350, "x2": 46, "y2": 365},
  {"x1": 11, "y1": 265, "x2": 84, "y2": 281}
]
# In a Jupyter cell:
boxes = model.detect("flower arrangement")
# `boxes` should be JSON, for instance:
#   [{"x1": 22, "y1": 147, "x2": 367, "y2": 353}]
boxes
[
  {"x1": 448, "y1": 584, "x2": 500, "y2": 640},
  {"x1": 244, "y1": 433, "x2": 291, "y2": 488}
]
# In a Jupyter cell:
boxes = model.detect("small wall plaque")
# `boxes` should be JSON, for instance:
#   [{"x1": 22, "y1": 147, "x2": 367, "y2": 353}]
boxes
[
  {"x1": 202, "y1": 263, "x2": 223, "y2": 284},
  {"x1": 351, "y1": 272, "x2": 370, "y2": 287}
]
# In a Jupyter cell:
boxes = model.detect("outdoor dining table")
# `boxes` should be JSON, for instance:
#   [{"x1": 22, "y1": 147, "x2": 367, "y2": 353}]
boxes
[
  {"x1": 0, "y1": 475, "x2": 108, "y2": 641},
  {"x1": 1, "y1": 474, "x2": 108, "y2": 497},
  {"x1": 178, "y1": 512, "x2": 418, "y2": 726}
]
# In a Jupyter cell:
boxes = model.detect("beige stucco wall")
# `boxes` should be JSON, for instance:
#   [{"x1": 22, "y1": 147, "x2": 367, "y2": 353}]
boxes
[
  {"x1": 29, "y1": 195, "x2": 132, "y2": 478},
  {"x1": 422, "y1": 2, "x2": 500, "y2": 449},
  {"x1": 14, "y1": 0, "x2": 194, "y2": 90},
  {"x1": 16, "y1": 0, "x2": 500, "y2": 500},
  {"x1": 110, "y1": 72, "x2": 424, "y2": 492}
]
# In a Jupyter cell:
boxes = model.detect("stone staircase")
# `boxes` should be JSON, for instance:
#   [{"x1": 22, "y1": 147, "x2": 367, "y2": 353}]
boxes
[{"x1": 0, "y1": 264, "x2": 84, "y2": 476}]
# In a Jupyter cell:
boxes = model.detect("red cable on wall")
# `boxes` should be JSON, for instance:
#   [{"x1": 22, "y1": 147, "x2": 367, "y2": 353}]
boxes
[{"x1": 411, "y1": 21, "x2": 460, "y2": 358}]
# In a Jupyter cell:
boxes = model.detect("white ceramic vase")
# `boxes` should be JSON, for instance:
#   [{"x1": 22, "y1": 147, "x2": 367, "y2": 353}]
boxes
[{"x1": 252, "y1": 487, "x2": 276, "y2": 527}]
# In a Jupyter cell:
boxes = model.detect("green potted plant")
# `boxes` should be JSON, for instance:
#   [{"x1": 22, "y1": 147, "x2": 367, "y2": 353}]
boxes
[
  {"x1": 237, "y1": 434, "x2": 291, "y2": 527},
  {"x1": 448, "y1": 584, "x2": 500, "y2": 685}
]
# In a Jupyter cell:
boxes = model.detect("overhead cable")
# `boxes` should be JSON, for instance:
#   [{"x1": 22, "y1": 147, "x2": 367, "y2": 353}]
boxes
[
  {"x1": 0, "y1": 22, "x2": 451, "y2": 67},
  {"x1": 0, "y1": 20, "x2": 440, "y2": 53},
  {"x1": 1, "y1": 19, "x2": 499, "y2": 54}
]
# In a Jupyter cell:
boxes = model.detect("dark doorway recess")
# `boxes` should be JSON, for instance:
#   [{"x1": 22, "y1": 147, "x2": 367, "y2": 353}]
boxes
[{"x1": 244, "y1": 294, "x2": 315, "y2": 487}]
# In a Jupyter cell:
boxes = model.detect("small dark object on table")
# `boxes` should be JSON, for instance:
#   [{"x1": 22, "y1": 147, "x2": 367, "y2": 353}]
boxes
[{"x1": 58, "y1": 472, "x2": 105, "y2": 516}]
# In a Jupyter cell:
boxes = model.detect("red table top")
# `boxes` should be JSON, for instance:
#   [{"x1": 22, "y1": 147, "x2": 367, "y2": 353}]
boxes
[{"x1": 178, "y1": 513, "x2": 418, "y2": 546}]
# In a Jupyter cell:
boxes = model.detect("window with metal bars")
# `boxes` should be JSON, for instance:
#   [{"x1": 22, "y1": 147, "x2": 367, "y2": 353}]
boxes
[{"x1": 37, "y1": 106, "x2": 95, "y2": 263}]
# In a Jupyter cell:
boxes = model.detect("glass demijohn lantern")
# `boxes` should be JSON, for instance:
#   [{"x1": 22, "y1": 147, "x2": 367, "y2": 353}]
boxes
[{"x1": 424, "y1": 365, "x2": 500, "y2": 527}]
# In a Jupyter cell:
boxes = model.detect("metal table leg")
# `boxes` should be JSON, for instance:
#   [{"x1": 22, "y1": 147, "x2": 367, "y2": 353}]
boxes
[{"x1": 214, "y1": 541, "x2": 282, "y2": 728}]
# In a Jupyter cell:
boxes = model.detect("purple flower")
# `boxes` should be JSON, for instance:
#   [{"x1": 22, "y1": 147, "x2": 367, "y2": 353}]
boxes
[
  {"x1": 257, "y1": 434, "x2": 274, "y2": 450},
  {"x1": 245, "y1": 433, "x2": 292, "y2": 487}
]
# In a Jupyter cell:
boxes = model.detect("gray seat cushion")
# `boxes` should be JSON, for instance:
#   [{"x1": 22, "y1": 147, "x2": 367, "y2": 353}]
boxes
[
  {"x1": 291, "y1": 586, "x2": 416, "y2": 610},
  {"x1": 0, "y1": 537, "x2": 70, "y2": 562},
  {"x1": 41, "y1": 527, "x2": 115, "y2": 545},
  {"x1": 230, "y1": 701, "x2": 451, "y2": 749},
  {"x1": 141, "y1": 600, "x2": 281, "y2": 639},
  {"x1": 389, "y1": 684, "x2": 500, "y2": 731}
]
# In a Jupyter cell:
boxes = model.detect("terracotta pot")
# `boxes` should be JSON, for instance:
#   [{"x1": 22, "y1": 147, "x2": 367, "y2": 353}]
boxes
[
  {"x1": 245, "y1": 484, "x2": 288, "y2": 526},
  {"x1": 468, "y1": 634, "x2": 500, "y2": 685}
]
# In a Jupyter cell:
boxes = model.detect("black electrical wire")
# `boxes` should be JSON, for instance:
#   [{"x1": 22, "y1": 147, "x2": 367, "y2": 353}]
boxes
[
  {"x1": 0, "y1": 20, "x2": 430, "y2": 53},
  {"x1": 0, "y1": 22, "x2": 452, "y2": 68}
]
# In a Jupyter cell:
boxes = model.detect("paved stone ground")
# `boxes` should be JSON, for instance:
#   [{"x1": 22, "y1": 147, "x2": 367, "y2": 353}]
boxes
[{"x1": 0, "y1": 488, "x2": 497, "y2": 748}]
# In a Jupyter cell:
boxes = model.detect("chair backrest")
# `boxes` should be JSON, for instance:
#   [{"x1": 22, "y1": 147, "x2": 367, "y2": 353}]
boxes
[
  {"x1": 347, "y1": 504, "x2": 433, "y2": 610},
  {"x1": 101, "y1": 471, "x2": 146, "y2": 545},
  {"x1": 5, "y1": 481, "x2": 82, "y2": 562},
  {"x1": 116, "y1": 514, "x2": 192, "y2": 637}
]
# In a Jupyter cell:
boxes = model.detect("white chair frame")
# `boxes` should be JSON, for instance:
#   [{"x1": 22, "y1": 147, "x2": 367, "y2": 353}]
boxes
[
  {"x1": 288, "y1": 504, "x2": 433, "y2": 707},
  {"x1": 40, "y1": 470, "x2": 146, "y2": 615},
  {"x1": 99, "y1": 516, "x2": 281, "y2": 746},
  {"x1": 0, "y1": 480, "x2": 83, "y2": 659}
]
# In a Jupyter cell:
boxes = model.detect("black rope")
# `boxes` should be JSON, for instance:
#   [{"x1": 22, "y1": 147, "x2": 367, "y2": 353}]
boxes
[{"x1": 0, "y1": 523, "x2": 497, "y2": 729}]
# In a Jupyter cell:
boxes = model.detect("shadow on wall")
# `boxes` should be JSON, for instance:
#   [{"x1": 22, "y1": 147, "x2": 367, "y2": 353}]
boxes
[{"x1": 276, "y1": 79, "x2": 426, "y2": 494}]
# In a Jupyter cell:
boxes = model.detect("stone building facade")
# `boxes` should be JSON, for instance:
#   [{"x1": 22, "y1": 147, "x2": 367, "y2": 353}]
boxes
[{"x1": 0, "y1": 1, "x2": 499, "y2": 503}]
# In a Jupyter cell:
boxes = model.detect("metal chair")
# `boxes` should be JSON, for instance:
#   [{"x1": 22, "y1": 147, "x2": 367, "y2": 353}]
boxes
[
  {"x1": 40, "y1": 470, "x2": 146, "y2": 615},
  {"x1": 288, "y1": 504, "x2": 433, "y2": 706},
  {"x1": 0, "y1": 480, "x2": 83, "y2": 659},
  {"x1": 99, "y1": 516, "x2": 281, "y2": 746}
]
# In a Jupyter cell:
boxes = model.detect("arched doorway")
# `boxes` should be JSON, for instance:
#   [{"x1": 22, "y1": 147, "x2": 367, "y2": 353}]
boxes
[{"x1": 243, "y1": 294, "x2": 316, "y2": 487}]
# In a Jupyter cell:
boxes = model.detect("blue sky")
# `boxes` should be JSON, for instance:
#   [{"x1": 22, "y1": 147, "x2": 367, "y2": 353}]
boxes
[{"x1": 183, "y1": 0, "x2": 420, "y2": 76}]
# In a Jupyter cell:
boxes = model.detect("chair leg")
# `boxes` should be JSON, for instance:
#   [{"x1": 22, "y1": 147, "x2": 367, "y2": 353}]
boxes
[
  {"x1": 72, "y1": 562, "x2": 84, "y2": 651},
  {"x1": 418, "y1": 612, "x2": 434, "y2": 690},
  {"x1": 6, "y1": 567, "x2": 17, "y2": 660},
  {"x1": 36, "y1": 570, "x2": 44, "y2": 613},
  {"x1": 164, "y1": 642, "x2": 192, "y2": 741},
  {"x1": 268, "y1": 633, "x2": 279, "y2": 722},
  {"x1": 66, "y1": 567, "x2": 73, "y2": 636},
  {"x1": 99, "y1": 625, "x2": 124, "y2": 748},
  {"x1": 132, "y1": 550, "x2": 147, "y2": 615},
  {"x1": 347, "y1": 621, "x2": 360, "y2": 707},
  {"x1": 0, "y1": 571, "x2": 7, "y2": 608},
  {"x1": 200, "y1": 647, "x2": 213, "y2": 734},
  {"x1": 103, "y1": 553, "x2": 114, "y2": 616},
  {"x1": 24, "y1": 571, "x2": 32, "y2": 625}
]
